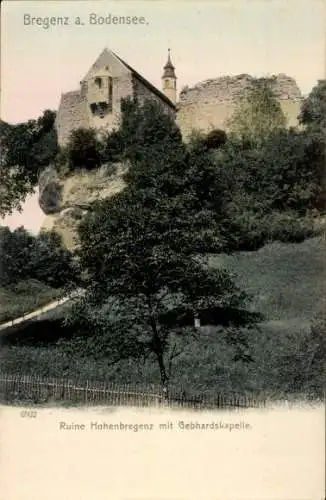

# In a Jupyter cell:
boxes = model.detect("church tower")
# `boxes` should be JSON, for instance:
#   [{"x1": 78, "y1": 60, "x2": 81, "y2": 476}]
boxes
[{"x1": 162, "y1": 49, "x2": 177, "y2": 104}]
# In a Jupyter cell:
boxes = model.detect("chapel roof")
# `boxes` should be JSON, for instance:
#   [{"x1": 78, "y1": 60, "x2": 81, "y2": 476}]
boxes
[{"x1": 82, "y1": 48, "x2": 176, "y2": 110}]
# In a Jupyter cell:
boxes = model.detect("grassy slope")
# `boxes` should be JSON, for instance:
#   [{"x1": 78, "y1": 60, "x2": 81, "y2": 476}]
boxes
[
  {"x1": 210, "y1": 235, "x2": 325, "y2": 322},
  {"x1": 203, "y1": 236, "x2": 325, "y2": 394},
  {"x1": 0, "y1": 280, "x2": 64, "y2": 323},
  {"x1": 1, "y1": 237, "x2": 324, "y2": 396}
]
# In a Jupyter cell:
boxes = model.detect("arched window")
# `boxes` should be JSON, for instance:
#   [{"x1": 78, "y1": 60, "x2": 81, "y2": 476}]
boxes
[{"x1": 94, "y1": 77, "x2": 102, "y2": 89}]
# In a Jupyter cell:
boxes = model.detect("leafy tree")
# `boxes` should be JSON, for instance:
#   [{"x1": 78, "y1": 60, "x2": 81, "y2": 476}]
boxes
[
  {"x1": 299, "y1": 79, "x2": 326, "y2": 132},
  {"x1": 66, "y1": 128, "x2": 101, "y2": 170},
  {"x1": 0, "y1": 226, "x2": 34, "y2": 284},
  {"x1": 227, "y1": 78, "x2": 287, "y2": 144},
  {"x1": 0, "y1": 110, "x2": 58, "y2": 216},
  {"x1": 28, "y1": 230, "x2": 77, "y2": 288},
  {"x1": 0, "y1": 226, "x2": 76, "y2": 288},
  {"x1": 209, "y1": 124, "x2": 325, "y2": 250},
  {"x1": 70, "y1": 100, "x2": 261, "y2": 394},
  {"x1": 260, "y1": 128, "x2": 325, "y2": 213}
]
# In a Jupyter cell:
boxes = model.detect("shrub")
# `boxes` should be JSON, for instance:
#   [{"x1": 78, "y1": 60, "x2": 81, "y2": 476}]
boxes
[
  {"x1": 99, "y1": 129, "x2": 124, "y2": 164},
  {"x1": 202, "y1": 129, "x2": 227, "y2": 150},
  {"x1": 66, "y1": 128, "x2": 101, "y2": 170},
  {"x1": 222, "y1": 210, "x2": 316, "y2": 251},
  {"x1": 266, "y1": 212, "x2": 315, "y2": 243}
]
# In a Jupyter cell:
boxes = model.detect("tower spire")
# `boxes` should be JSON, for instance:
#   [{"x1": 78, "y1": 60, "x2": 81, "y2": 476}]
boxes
[
  {"x1": 162, "y1": 48, "x2": 176, "y2": 79},
  {"x1": 162, "y1": 49, "x2": 177, "y2": 104}
]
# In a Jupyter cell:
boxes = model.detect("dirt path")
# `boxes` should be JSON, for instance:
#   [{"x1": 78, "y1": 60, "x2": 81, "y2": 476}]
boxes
[{"x1": 0, "y1": 288, "x2": 84, "y2": 333}]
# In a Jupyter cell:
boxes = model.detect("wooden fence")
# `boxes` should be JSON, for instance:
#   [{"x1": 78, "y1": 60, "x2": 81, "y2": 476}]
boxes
[{"x1": 0, "y1": 372, "x2": 266, "y2": 409}]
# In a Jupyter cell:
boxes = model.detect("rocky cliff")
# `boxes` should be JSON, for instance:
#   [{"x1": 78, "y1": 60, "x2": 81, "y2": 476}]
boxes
[{"x1": 39, "y1": 163, "x2": 127, "y2": 250}]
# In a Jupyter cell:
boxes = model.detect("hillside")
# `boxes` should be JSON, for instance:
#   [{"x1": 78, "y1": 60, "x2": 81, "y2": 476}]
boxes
[
  {"x1": 1, "y1": 236, "x2": 324, "y2": 398},
  {"x1": 210, "y1": 235, "x2": 325, "y2": 325},
  {"x1": 0, "y1": 280, "x2": 64, "y2": 324}
]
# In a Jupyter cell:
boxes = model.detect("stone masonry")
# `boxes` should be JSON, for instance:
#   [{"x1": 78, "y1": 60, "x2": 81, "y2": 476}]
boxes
[
  {"x1": 176, "y1": 73, "x2": 303, "y2": 137},
  {"x1": 56, "y1": 49, "x2": 304, "y2": 145},
  {"x1": 56, "y1": 48, "x2": 176, "y2": 146}
]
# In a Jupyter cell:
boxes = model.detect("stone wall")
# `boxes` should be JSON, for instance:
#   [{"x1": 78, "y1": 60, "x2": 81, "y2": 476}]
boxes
[
  {"x1": 56, "y1": 73, "x2": 135, "y2": 146},
  {"x1": 56, "y1": 71, "x2": 304, "y2": 146},
  {"x1": 176, "y1": 100, "x2": 302, "y2": 138},
  {"x1": 86, "y1": 73, "x2": 134, "y2": 134},
  {"x1": 176, "y1": 73, "x2": 303, "y2": 138},
  {"x1": 56, "y1": 91, "x2": 89, "y2": 146}
]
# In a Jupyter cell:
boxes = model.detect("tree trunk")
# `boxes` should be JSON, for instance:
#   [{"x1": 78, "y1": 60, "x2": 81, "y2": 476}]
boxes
[
  {"x1": 147, "y1": 299, "x2": 169, "y2": 399},
  {"x1": 155, "y1": 349, "x2": 169, "y2": 399}
]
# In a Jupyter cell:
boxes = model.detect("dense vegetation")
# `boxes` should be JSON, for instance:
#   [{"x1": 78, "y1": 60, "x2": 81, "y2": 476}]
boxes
[
  {"x1": 227, "y1": 77, "x2": 287, "y2": 143},
  {"x1": 0, "y1": 110, "x2": 58, "y2": 216},
  {"x1": 1, "y1": 78, "x2": 325, "y2": 400},
  {"x1": 2, "y1": 237, "x2": 324, "y2": 398},
  {"x1": 0, "y1": 226, "x2": 77, "y2": 322},
  {"x1": 0, "y1": 226, "x2": 76, "y2": 288},
  {"x1": 66, "y1": 100, "x2": 261, "y2": 393},
  {"x1": 0, "y1": 280, "x2": 63, "y2": 324}
]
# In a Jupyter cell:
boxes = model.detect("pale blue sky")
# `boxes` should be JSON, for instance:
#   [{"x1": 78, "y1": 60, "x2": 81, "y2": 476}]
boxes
[{"x1": 1, "y1": 0, "x2": 325, "y2": 232}]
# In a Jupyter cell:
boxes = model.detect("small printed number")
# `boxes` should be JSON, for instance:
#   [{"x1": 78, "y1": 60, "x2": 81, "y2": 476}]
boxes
[{"x1": 20, "y1": 410, "x2": 37, "y2": 418}]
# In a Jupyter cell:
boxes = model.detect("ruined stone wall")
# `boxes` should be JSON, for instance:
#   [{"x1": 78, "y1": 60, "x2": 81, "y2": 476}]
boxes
[
  {"x1": 56, "y1": 91, "x2": 89, "y2": 146},
  {"x1": 176, "y1": 73, "x2": 303, "y2": 138},
  {"x1": 56, "y1": 72, "x2": 303, "y2": 145}
]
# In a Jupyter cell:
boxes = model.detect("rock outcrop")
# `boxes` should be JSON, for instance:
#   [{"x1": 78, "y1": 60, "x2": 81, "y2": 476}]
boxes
[{"x1": 39, "y1": 163, "x2": 127, "y2": 250}]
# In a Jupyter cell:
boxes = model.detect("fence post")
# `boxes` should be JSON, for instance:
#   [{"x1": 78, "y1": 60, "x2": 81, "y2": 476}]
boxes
[{"x1": 85, "y1": 380, "x2": 89, "y2": 404}]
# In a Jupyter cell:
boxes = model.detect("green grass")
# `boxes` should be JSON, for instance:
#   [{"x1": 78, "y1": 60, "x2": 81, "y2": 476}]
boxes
[
  {"x1": 209, "y1": 236, "x2": 325, "y2": 322},
  {"x1": 1, "y1": 237, "x2": 324, "y2": 398},
  {"x1": 0, "y1": 279, "x2": 64, "y2": 323}
]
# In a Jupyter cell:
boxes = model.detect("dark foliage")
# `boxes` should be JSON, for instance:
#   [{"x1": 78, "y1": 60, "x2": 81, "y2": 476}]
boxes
[
  {"x1": 66, "y1": 128, "x2": 101, "y2": 170},
  {"x1": 201, "y1": 129, "x2": 227, "y2": 150},
  {"x1": 0, "y1": 226, "x2": 76, "y2": 288},
  {"x1": 299, "y1": 79, "x2": 326, "y2": 132},
  {"x1": 99, "y1": 129, "x2": 125, "y2": 164},
  {"x1": 72, "y1": 99, "x2": 260, "y2": 392},
  {"x1": 0, "y1": 110, "x2": 58, "y2": 215}
]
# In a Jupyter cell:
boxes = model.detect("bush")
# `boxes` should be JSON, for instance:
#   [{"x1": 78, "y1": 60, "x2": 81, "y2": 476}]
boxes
[
  {"x1": 222, "y1": 210, "x2": 316, "y2": 251},
  {"x1": 99, "y1": 129, "x2": 124, "y2": 164},
  {"x1": 202, "y1": 129, "x2": 227, "y2": 150},
  {"x1": 275, "y1": 316, "x2": 326, "y2": 398},
  {"x1": 54, "y1": 147, "x2": 71, "y2": 176},
  {"x1": 66, "y1": 128, "x2": 101, "y2": 170},
  {"x1": 266, "y1": 212, "x2": 315, "y2": 243}
]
